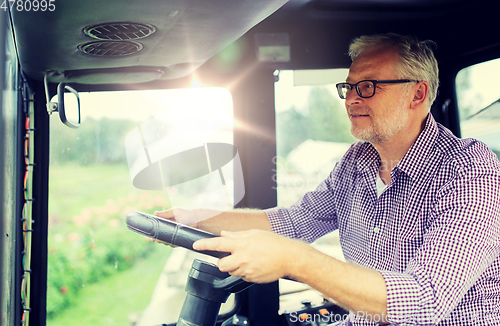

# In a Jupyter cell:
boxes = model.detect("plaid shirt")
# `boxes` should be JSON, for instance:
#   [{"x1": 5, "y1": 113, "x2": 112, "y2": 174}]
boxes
[{"x1": 266, "y1": 114, "x2": 500, "y2": 325}]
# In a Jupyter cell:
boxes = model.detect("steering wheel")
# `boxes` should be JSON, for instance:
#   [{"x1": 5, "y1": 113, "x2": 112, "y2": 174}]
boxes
[{"x1": 126, "y1": 210, "x2": 253, "y2": 326}]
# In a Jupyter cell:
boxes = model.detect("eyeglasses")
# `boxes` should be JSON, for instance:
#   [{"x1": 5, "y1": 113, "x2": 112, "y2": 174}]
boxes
[{"x1": 335, "y1": 79, "x2": 419, "y2": 99}]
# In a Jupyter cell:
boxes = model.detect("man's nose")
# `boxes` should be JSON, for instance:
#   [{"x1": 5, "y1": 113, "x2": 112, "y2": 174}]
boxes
[{"x1": 345, "y1": 88, "x2": 361, "y2": 106}]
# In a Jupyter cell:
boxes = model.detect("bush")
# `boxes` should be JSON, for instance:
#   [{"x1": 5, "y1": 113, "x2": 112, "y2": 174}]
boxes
[{"x1": 46, "y1": 192, "x2": 168, "y2": 319}]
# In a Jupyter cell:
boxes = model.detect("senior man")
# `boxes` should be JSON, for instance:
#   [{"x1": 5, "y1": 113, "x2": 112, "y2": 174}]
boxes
[{"x1": 156, "y1": 33, "x2": 500, "y2": 325}]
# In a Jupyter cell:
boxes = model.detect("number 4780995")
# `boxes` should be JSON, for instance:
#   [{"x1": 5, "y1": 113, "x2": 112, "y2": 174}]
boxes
[{"x1": 1, "y1": 0, "x2": 56, "y2": 12}]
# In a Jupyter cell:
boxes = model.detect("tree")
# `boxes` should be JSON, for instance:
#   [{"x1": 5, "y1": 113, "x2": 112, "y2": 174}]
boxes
[
  {"x1": 306, "y1": 87, "x2": 354, "y2": 144},
  {"x1": 276, "y1": 86, "x2": 354, "y2": 157},
  {"x1": 276, "y1": 105, "x2": 309, "y2": 157},
  {"x1": 50, "y1": 117, "x2": 136, "y2": 165}
]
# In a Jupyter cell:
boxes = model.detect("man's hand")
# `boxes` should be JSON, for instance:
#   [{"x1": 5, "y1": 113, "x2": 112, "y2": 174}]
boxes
[{"x1": 193, "y1": 229, "x2": 308, "y2": 283}]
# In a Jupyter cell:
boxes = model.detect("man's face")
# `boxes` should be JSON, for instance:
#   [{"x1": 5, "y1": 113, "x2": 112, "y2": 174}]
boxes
[{"x1": 345, "y1": 46, "x2": 412, "y2": 144}]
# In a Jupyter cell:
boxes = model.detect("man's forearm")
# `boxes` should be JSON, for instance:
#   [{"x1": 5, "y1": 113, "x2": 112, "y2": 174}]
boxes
[
  {"x1": 195, "y1": 209, "x2": 388, "y2": 316},
  {"x1": 193, "y1": 228, "x2": 388, "y2": 320},
  {"x1": 288, "y1": 244, "x2": 388, "y2": 320},
  {"x1": 198, "y1": 208, "x2": 273, "y2": 235}
]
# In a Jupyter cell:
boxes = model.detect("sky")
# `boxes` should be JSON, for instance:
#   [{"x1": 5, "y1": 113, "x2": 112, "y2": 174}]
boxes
[{"x1": 274, "y1": 70, "x2": 347, "y2": 113}]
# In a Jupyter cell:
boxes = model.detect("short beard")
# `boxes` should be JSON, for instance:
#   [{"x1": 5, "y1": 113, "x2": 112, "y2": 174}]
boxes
[{"x1": 350, "y1": 95, "x2": 409, "y2": 143}]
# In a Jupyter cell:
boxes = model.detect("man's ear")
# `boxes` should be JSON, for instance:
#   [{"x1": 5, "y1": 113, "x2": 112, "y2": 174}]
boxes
[{"x1": 410, "y1": 81, "x2": 429, "y2": 109}]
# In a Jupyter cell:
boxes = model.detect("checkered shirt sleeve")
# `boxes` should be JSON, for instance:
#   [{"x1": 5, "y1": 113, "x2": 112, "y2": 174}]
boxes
[
  {"x1": 266, "y1": 174, "x2": 339, "y2": 242},
  {"x1": 380, "y1": 145, "x2": 500, "y2": 325}
]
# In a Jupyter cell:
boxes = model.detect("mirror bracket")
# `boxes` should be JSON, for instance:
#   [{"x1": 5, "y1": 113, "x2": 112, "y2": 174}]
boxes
[{"x1": 44, "y1": 72, "x2": 58, "y2": 114}]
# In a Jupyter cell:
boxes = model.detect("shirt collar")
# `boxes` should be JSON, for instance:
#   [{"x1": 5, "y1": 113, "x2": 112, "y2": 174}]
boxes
[
  {"x1": 393, "y1": 113, "x2": 439, "y2": 180},
  {"x1": 356, "y1": 142, "x2": 380, "y2": 172}
]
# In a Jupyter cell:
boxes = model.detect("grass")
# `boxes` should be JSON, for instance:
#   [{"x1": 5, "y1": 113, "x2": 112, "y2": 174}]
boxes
[
  {"x1": 48, "y1": 163, "x2": 140, "y2": 218},
  {"x1": 47, "y1": 163, "x2": 174, "y2": 325},
  {"x1": 47, "y1": 245, "x2": 172, "y2": 326}
]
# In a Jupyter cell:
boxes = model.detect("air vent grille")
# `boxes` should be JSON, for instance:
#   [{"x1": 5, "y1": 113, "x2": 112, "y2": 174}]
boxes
[
  {"x1": 78, "y1": 41, "x2": 143, "y2": 56},
  {"x1": 83, "y1": 22, "x2": 156, "y2": 40}
]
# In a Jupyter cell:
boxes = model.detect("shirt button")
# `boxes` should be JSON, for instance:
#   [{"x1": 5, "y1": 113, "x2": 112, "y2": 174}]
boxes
[{"x1": 373, "y1": 227, "x2": 380, "y2": 234}]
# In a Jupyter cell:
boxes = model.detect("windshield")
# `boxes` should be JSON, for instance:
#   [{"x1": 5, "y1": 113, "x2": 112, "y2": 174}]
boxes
[
  {"x1": 274, "y1": 69, "x2": 351, "y2": 311},
  {"x1": 456, "y1": 58, "x2": 500, "y2": 157},
  {"x1": 47, "y1": 87, "x2": 236, "y2": 325}
]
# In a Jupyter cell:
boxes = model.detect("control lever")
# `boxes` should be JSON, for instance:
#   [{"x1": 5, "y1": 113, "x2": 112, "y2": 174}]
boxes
[
  {"x1": 126, "y1": 210, "x2": 230, "y2": 258},
  {"x1": 126, "y1": 210, "x2": 254, "y2": 326}
]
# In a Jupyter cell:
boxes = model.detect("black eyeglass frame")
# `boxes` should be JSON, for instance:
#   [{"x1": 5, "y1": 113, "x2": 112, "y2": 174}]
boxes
[{"x1": 335, "y1": 79, "x2": 420, "y2": 99}]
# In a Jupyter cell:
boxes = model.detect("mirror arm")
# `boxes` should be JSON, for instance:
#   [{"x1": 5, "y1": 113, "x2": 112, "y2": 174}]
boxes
[{"x1": 44, "y1": 72, "x2": 59, "y2": 114}]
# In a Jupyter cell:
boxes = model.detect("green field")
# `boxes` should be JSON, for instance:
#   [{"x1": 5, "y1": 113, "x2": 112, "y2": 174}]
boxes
[
  {"x1": 48, "y1": 163, "x2": 164, "y2": 217},
  {"x1": 47, "y1": 245, "x2": 171, "y2": 326},
  {"x1": 47, "y1": 163, "x2": 172, "y2": 325}
]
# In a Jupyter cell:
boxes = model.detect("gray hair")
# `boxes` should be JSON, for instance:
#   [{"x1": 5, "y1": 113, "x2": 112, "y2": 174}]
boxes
[{"x1": 348, "y1": 33, "x2": 439, "y2": 107}]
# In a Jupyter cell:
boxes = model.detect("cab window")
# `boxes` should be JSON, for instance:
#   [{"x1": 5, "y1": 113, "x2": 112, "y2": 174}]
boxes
[
  {"x1": 456, "y1": 58, "x2": 500, "y2": 158},
  {"x1": 47, "y1": 88, "x2": 236, "y2": 325},
  {"x1": 274, "y1": 69, "x2": 352, "y2": 311}
]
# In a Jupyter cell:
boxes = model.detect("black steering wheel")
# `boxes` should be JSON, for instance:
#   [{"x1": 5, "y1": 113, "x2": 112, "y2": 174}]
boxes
[{"x1": 126, "y1": 210, "x2": 253, "y2": 326}]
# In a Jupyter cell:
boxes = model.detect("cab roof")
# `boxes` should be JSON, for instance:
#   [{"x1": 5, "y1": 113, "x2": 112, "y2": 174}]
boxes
[{"x1": 10, "y1": 0, "x2": 499, "y2": 87}]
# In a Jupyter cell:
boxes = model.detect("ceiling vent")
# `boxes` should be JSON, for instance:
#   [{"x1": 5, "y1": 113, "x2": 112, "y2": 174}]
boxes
[
  {"x1": 78, "y1": 40, "x2": 143, "y2": 56},
  {"x1": 83, "y1": 22, "x2": 156, "y2": 40}
]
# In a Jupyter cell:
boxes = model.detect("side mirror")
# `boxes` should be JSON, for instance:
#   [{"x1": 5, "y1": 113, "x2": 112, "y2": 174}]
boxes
[
  {"x1": 45, "y1": 74, "x2": 81, "y2": 128},
  {"x1": 57, "y1": 83, "x2": 81, "y2": 129}
]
